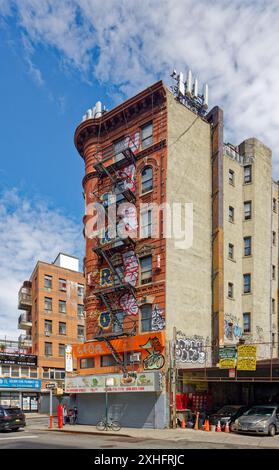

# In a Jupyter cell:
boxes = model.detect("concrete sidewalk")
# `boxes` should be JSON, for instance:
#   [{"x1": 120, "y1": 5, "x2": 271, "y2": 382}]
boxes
[{"x1": 27, "y1": 420, "x2": 279, "y2": 448}]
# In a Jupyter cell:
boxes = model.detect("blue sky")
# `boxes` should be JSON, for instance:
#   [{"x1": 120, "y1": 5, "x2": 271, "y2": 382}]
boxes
[{"x1": 1, "y1": 0, "x2": 279, "y2": 338}]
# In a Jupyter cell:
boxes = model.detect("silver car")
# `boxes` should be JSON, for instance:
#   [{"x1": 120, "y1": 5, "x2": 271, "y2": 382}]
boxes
[{"x1": 235, "y1": 405, "x2": 279, "y2": 437}]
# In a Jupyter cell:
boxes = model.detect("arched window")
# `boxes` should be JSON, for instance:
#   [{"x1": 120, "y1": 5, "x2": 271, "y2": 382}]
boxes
[
  {"x1": 141, "y1": 304, "x2": 153, "y2": 332},
  {"x1": 141, "y1": 166, "x2": 153, "y2": 194}
]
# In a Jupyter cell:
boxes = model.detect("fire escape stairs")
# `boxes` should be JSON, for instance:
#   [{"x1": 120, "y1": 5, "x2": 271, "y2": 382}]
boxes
[{"x1": 103, "y1": 337, "x2": 128, "y2": 374}]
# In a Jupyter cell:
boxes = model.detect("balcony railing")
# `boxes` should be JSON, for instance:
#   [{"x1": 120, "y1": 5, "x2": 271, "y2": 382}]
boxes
[
  {"x1": 18, "y1": 282, "x2": 32, "y2": 310},
  {"x1": 18, "y1": 334, "x2": 32, "y2": 346},
  {"x1": 18, "y1": 312, "x2": 32, "y2": 330}
]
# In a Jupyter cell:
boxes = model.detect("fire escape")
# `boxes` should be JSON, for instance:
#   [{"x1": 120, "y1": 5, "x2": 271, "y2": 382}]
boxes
[{"x1": 90, "y1": 139, "x2": 139, "y2": 374}]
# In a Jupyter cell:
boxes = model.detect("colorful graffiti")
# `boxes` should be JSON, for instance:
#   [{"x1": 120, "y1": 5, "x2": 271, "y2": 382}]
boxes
[
  {"x1": 100, "y1": 267, "x2": 113, "y2": 287},
  {"x1": 119, "y1": 292, "x2": 139, "y2": 316},
  {"x1": 122, "y1": 250, "x2": 139, "y2": 286},
  {"x1": 224, "y1": 314, "x2": 242, "y2": 341},
  {"x1": 176, "y1": 335, "x2": 206, "y2": 364},
  {"x1": 98, "y1": 312, "x2": 112, "y2": 330},
  {"x1": 151, "y1": 304, "x2": 165, "y2": 331},
  {"x1": 140, "y1": 336, "x2": 165, "y2": 370}
]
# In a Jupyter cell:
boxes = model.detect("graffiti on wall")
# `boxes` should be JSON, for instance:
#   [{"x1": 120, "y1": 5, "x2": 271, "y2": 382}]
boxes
[
  {"x1": 140, "y1": 336, "x2": 165, "y2": 370},
  {"x1": 176, "y1": 333, "x2": 207, "y2": 364},
  {"x1": 98, "y1": 312, "x2": 112, "y2": 330},
  {"x1": 224, "y1": 314, "x2": 242, "y2": 341},
  {"x1": 151, "y1": 304, "x2": 165, "y2": 331},
  {"x1": 119, "y1": 292, "x2": 139, "y2": 316},
  {"x1": 122, "y1": 251, "x2": 139, "y2": 286},
  {"x1": 100, "y1": 267, "x2": 113, "y2": 287},
  {"x1": 116, "y1": 164, "x2": 136, "y2": 193}
]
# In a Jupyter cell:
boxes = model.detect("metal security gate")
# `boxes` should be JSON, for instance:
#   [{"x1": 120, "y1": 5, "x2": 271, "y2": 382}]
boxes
[{"x1": 76, "y1": 392, "x2": 156, "y2": 428}]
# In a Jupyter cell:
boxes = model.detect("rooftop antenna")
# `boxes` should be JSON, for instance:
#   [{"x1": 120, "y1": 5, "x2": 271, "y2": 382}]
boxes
[{"x1": 170, "y1": 68, "x2": 209, "y2": 117}]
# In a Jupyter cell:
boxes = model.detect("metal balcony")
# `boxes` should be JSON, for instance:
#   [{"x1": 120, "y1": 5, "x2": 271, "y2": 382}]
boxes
[
  {"x1": 92, "y1": 317, "x2": 137, "y2": 340},
  {"x1": 18, "y1": 312, "x2": 32, "y2": 330},
  {"x1": 18, "y1": 281, "x2": 32, "y2": 310},
  {"x1": 18, "y1": 334, "x2": 32, "y2": 347}
]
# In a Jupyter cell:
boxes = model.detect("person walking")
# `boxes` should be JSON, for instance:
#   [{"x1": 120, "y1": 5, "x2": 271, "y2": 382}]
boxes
[
  {"x1": 73, "y1": 406, "x2": 78, "y2": 425},
  {"x1": 63, "y1": 404, "x2": 68, "y2": 425}
]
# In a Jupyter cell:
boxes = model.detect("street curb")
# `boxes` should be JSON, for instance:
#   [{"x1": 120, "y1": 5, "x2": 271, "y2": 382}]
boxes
[{"x1": 48, "y1": 428, "x2": 133, "y2": 438}]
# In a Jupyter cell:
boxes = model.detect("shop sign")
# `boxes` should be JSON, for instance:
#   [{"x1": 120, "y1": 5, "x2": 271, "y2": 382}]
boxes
[
  {"x1": 237, "y1": 345, "x2": 257, "y2": 371},
  {"x1": 65, "y1": 345, "x2": 73, "y2": 373},
  {"x1": 0, "y1": 378, "x2": 42, "y2": 389},
  {"x1": 46, "y1": 382, "x2": 56, "y2": 389},
  {"x1": 0, "y1": 353, "x2": 37, "y2": 366},
  {"x1": 65, "y1": 372, "x2": 161, "y2": 394},
  {"x1": 219, "y1": 347, "x2": 237, "y2": 369}
]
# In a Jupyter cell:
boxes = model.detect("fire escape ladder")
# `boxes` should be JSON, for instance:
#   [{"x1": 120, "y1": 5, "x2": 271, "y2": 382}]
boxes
[
  {"x1": 122, "y1": 147, "x2": 136, "y2": 165},
  {"x1": 98, "y1": 248, "x2": 124, "y2": 284},
  {"x1": 103, "y1": 338, "x2": 127, "y2": 374}
]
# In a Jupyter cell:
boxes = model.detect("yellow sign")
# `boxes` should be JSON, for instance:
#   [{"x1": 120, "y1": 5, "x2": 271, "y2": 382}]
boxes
[
  {"x1": 219, "y1": 358, "x2": 236, "y2": 369},
  {"x1": 55, "y1": 388, "x2": 64, "y2": 396},
  {"x1": 237, "y1": 345, "x2": 257, "y2": 371}
]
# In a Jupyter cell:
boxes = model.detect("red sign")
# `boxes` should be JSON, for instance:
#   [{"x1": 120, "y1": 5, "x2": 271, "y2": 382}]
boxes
[{"x1": 229, "y1": 368, "x2": 236, "y2": 378}]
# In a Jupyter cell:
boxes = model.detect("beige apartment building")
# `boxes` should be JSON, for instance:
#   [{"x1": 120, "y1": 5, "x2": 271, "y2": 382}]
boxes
[{"x1": 18, "y1": 253, "x2": 85, "y2": 401}]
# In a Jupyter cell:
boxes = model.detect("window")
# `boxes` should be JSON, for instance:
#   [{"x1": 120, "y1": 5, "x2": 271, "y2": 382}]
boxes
[
  {"x1": 11, "y1": 366, "x2": 19, "y2": 377},
  {"x1": 77, "y1": 304, "x2": 84, "y2": 318},
  {"x1": 80, "y1": 358, "x2": 95, "y2": 369},
  {"x1": 141, "y1": 122, "x2": 153, "y2": 149},
  {"x1": 59, "y1": 278, "x2": 67, "y2": 292},
  {"x1": 77, "y1": 325, "x2": 84, "y2": 337},
  {"x1": 55, "y1": 370, "x2": 65, "y2": 380},
  {"x1": 244, "y1": 165, "x2": 252, "y2": 184},
  {"x1": 272, "y1": 265, "x2": 276, "y2": 280},
  {"x1": 101, "y1": 355, "x2": 120, "y2": 367},
  {"x1": 272, "y1": 333, "x2": 276, "y2": 347},
  {"x1": 228, "y1": 243, "x2": 234, "y2": 260},
  {"x1": 243, "y1": 274, "x2": 251, "y2": 293},
  {"x1": 113, "y1": 311, "x2": 124, "y2": 334},
  {"x1": 44, "y1": 297, "x2": 52, "y2": 311},
  {"x1": 228, "y1": 283, "x2": 234, "y2": 299},
  {"x1": 44, "y1": 275, "x2": 52, "y2": 290},
  {"x1": 59, "y1": 322, "x2": 66, "y2": 335},
  {"x1": 229, "y1": 169, "x2": 235, "y2": 185},
  {"x1": 273, "y1": 198, "x2": 277, "y2": 212},
  {"x1": 244, "y1": 201, "x2": 252, "y2": 220},
  {"x1": 77, "y1": 284, "x2": 84, "y2": 298},
  {"x1": 273, "y1": 231, "x2": 276, "y2": 246},
  {"x1": 244, "y1": 236, "x2": 252, "y2": 256},
  {"x1": 20, "y1": 367, "x2": 29, "y2": 378},
  {"x1": 114, "y1": 137, "x2": 126, "y2": 162},
  {"x1": 229, "y1": 206, "x2": 234, "y2": 223},
  {"x1": 243, "y1": 313, "x2": 251, "y2": 333},
  {"x1": 141, "y1": 166, "x2": 153, "y2": 194},
  {"x1": 272, "y1": 299, "x2": 276, "y2": 314},
  {"x1": 44, "y1": 320, "x2": 52, "y2": 336},
  {"x1": 45, "y1": 342, "x2": 52, "y2": 357},
  {"x1": 43, "y1": 368, "x2": 49, "y2": 379},
  {"x1": 30, "y1": 368, "x2": 37, "y2": 378},
  {"x1": 59, "y1": 300, "x2": 66, "y2": 314},
  {"x1": 140, "y1": 210, "x2": 152, "y2": 238},
  {"x1": 59, "y1": 344, "x2": 65, "y2": 357},
  {"x1": 141, "y1": 304, "x2": 152, "y2": 332},
  {"x1": 140, "y1": 256, "x2": 152, "y2": 285}
]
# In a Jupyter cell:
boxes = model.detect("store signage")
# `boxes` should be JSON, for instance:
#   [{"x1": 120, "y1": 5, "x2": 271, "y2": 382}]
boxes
[
  {"x1": 219, "y1": 347, "x2": 237, "y2": 369},
  {"x1": 0, "y1": 378, "x2": 42, "y2": 389},
  {"x1": 65, "y1": 345, "x2": 73, "y2": 373},
  {"x1": 0, "y1": 353, "x2": 37, "y2": 366},
  {"x1": 237, "y1": 345, "x2": 257, "y2": 371},
  {"x1": 65, "y1": 372, "x2": 161, "y2": 394},
  {"x1": 46, "y1": 382, "x2": 56, "y2": 389}
]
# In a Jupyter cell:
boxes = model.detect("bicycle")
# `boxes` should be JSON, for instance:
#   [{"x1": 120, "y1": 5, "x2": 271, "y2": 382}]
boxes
[{"x1": 96, "y1": 416, "x2": 121, "y2": 431}]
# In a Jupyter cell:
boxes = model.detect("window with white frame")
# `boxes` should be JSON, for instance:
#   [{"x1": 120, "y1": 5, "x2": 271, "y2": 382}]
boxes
[
  {"x1": 140, "y1": 209, "x2": 152, "y2": 238},
  {"x1": 44, "y1": 274, "x2": 52, "y2": 290},
  {"x1": 140, "y1": 256, "x2": 152, "y2": 285},
  {"x1": 244, "y1": 201, "x2": 252, "y2": 220},
  {"x1": 141, "y1": 122, "x2": 153, "y2": 148},
  {"x1": 244, "y1": 165, "x2": 252, "y2": 184},
  {"x1": 59, "y1": 278, "x2": 67, "y2": 292},
  {"x1": 141, "y1": 166, "x2": 153, "y2": 194},
  {"x1": 44, "y1": 297, "x2": 52, "y2": 311}
]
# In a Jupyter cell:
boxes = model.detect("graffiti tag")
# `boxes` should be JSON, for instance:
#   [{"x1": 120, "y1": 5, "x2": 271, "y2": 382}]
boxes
[
  {"x1": 140, "y1": 337, "x2": 165, "y2": 370},
  {"x1": 176, "y1": 337, "x2": 206, "y2": 364}
]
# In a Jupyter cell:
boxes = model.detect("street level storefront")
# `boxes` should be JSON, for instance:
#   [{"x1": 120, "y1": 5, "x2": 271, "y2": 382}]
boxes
[
  {"x1": 65, "y1": 371, "x2": 166, "y2": 428},
  {"x1": 177, "y1": 360, "x2": 279, "y2": 413},
  {"x1": 0, "y1": 378, "x2": 42, "y2": 412}
]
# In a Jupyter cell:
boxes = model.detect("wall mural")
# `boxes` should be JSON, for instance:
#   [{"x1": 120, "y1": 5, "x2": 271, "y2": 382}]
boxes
[
  {"x1": 176, "y1": 333, "x2": 207, "y2": 364},
  {"x1": 98, "y1": 312, "x2": 112, "y2": 330},
  {"x1": 224, "y1": 314, "x2": 242, "y2": 341},
  {"x1": 122, "y1": 250, "x2": 139, "y2": 286},
  {"x1": 116, "y1": 164, "x2": 136, "y2": 193},
  {"x1": 151, "y1": 304, "x2": 165, "y2": 331},
  {"x1": 140, "y1": 336, "x2": 165, "y2": 370},
  {"x1": 100, "y1": 267, "x2": 113, "y2": 287},
  {"x1": 119, "y1": 292, "x2": 139, "y2": 316}
]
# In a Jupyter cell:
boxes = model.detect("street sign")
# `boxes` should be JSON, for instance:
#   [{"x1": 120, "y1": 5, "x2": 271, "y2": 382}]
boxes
[{"x1": 46, "y1": 383, "x2": 56, "y2": 389}]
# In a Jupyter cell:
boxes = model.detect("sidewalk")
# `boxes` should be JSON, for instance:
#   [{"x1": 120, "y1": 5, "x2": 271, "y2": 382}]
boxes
[{"x1": 28, "y1": 420, "x2": 279, "y2": 448}]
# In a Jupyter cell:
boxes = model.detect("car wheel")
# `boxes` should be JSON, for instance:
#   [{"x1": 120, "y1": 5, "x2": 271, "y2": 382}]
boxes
[
  {"x1": 13, "y1": 427, "x2": 20, "y2": 432},
  {"x1": 268, "y1": 425, "x2": 276, "y2": 437}
]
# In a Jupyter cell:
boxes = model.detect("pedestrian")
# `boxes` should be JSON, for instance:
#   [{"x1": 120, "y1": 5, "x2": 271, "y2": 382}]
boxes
[
  {"x1": 63, "y1": 404, "x2": 68, "y2": 425},
  {"x1": 73, "y1": 406, "x2": 78, "y2": 424},
  {"x1": 68, "y1": 408, "x2": 74, "y2": 425}
]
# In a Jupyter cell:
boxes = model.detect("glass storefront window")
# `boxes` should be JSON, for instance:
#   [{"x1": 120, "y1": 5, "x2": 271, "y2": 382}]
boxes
[{"x1": 11, "y1": 366, "x2": 20, "y2": 377}]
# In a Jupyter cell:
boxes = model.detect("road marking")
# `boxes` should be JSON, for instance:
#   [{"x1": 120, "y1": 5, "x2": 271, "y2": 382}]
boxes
[{"x1": 0, "y1": 435, "x2": 39, "y2": 441}]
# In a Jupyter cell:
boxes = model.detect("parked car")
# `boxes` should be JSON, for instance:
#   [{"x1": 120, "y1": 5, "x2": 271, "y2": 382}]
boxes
[
  {"x1": 209, "y1": 405, "x2": 249, "y2": 431},
  {"x1": 235, "y1": 405, "x2": 279, "y2": 437},
  {"x1": 0, "y1": 406, "x2": 26, "y2": 432}
]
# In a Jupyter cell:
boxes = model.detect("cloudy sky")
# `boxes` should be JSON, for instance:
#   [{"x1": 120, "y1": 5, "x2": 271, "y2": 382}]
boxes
[{"x1": 1, "y1": 0, "x2": 279, "y2": 338}]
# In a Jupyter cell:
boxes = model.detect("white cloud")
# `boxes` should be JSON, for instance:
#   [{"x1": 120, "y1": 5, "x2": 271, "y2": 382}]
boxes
[{"x1": 0, "y1": 188, "x2": 83, "y2": 340}]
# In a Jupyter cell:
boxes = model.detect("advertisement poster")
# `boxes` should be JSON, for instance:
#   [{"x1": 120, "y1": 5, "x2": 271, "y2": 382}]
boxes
[
  {"x1": 237, "y1": 345, "x2": 257, "y2": 371},
  {"x1": 219, "y1": 347, "x2": 237, "y2": 369},
  {"x1": 65, "y1": 345, "x2": 73, "y2": 373}
]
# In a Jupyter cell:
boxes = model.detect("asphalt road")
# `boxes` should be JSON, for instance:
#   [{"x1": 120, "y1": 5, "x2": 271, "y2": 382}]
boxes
[{"x1": 0, "y1": 427, "x2": 259, "y2": 449}]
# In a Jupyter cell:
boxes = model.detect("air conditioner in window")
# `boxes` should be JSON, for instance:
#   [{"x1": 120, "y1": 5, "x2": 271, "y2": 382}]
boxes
[
  {"x1": 45, "y1": 331, "x2": 51, "y2": 336},
  {"x1": 129, "y1": 352, "x2": 141, "y2": 363}
]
